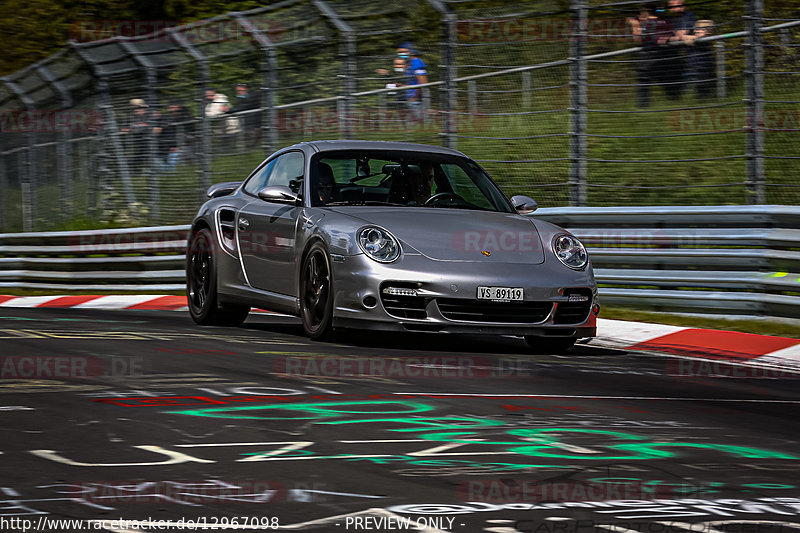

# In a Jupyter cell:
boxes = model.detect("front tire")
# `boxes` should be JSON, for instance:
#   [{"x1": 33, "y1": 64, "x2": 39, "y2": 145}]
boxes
[
  {"x1": 300, "y1": 241, "x2": 334, "y2": 340},
  {"x1": 524, "y1": 336, "x2": 576, "y2": 354},
  {"x1": 186, "y1": 228, "x2": 249, "y2": 326}
]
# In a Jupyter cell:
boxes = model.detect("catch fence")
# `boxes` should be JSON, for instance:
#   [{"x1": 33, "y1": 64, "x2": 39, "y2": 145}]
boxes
[{"x1": 0, "y1": 0, "x2": 798, "y2": 231}]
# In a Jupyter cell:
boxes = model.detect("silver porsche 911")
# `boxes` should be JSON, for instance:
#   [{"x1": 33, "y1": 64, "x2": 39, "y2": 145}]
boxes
[{"x1": 186, "y1": 140, "x2": 598, "y2": 352}]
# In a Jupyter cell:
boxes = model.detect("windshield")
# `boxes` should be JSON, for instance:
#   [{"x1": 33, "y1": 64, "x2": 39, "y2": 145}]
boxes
[{"x1": 309, "y1": 150, "x2": 514, "y2": 212}]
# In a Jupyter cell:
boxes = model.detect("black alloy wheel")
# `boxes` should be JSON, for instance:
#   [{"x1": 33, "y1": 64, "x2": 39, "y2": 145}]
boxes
[
  {"x1": 300, "y1": 241, "x2": 334, "y2": 339},
  {"x1": 186, "y1": 228, "x2": 249, "y2": 326}
]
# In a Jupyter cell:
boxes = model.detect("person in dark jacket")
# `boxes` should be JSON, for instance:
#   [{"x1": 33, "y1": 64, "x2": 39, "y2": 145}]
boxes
[
  {"x1": 628, "y1": 6, "x2": 673, "y2": 107},
  {"x1": 231, "y1": 83, "x2": 260, "y2": 143},
  {"x1": 684, "y1": 20, "x2": 716, "y2": 98}
]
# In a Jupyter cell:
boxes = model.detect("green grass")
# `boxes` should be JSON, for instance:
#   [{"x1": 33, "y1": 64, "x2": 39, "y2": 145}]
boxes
[{"x1": 601, "y1": 305, "x2": 800, "y2": 339}]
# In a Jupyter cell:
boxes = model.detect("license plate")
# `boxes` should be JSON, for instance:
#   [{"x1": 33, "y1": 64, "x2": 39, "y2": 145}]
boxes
[{"x1": 477, "y1": 286, "x2": 523, "y2": 301}]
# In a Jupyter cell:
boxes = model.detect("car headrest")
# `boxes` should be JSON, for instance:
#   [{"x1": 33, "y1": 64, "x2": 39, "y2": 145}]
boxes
[
  {"x1": 382, "y1": 163, "x2": 403, "y2": 176},
  {"x1": 318, "y1": 162, "x2": 335, "y2": 182}
]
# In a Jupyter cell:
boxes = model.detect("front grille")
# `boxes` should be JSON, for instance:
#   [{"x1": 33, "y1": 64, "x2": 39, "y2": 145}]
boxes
[
  {"x1": 436, "y1": 299, "x2": 553, "y2": 323},
  {"x1": 554, "y1": 289, "x2": 593, "y2": 324},
  {"x1": 381, "y1": 294, "x2": 427, "y2": 319}
]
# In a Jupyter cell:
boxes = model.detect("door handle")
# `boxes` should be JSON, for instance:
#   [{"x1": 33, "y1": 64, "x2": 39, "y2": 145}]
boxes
[{"x1": 237, "y1": 217, "x2": 250, "y2": 231}]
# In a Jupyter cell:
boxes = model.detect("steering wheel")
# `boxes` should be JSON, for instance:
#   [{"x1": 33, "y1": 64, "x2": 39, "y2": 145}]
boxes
[{"x1": 423, "y1": 192, "x2": 464, "y2": 206}]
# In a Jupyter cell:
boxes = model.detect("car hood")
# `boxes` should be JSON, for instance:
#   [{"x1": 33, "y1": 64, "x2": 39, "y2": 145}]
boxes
[{"x1": 327, "y1": 206, "x2": 545, "y2": 263}]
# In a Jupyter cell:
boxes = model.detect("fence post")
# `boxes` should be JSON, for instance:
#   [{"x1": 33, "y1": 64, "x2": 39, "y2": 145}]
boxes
[
  {"x1": 98, "y1": 78, "x2": 136, "y2": 208},
  {"x1": 234, "y1": 14, "x2": 278, "y2": 155},
  {"x1": 715, "y1": 41, "x2": 726, "y2": 99},
  {"x1": 118, "y1": 40, "x2": 160, "y2": 220},
  {"x1": 0, "y1": 144, "x2": 5, "y2": 231},
  {"x1": 38, "y1": 64, "x2": 74, "y2": 223},
  {"x1": 2, "y1": 78, "x2": 37, "y2": 230},
  {"x1": 443, "y1": 11, "x2": 458, "y2": 150},
  {"x1": 426, "y1": 0, "x2": 457, "y2": 149},
  {"x1": 70, "y1": 41, "x2": 136, "y2": 207},
  {"x1": 169, "y1": 29, "x2": 212, "y2": 195},
  {"x1": 745, "y1": 0, "x2": 765, "y2": 204},
  {"x1": 569, "y1": 0, "x2": 588, "y2": 207},
  {"x1": 313, "y1": 0, "x2": 355, "y2": 140}
]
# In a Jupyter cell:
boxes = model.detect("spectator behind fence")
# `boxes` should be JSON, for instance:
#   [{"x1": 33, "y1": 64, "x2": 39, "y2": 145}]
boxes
[
  {"x1": 628, "y1": 6, "x2": 672, "y2": 108},
  {"x1": 377, "y1": 43, "x2": 428, "y2": 116},
  {"x1": 159, "y1": 103, "x2": 192, "y2": 171},
  {"x1": 121, "y1": 98, "x2": 152, "y2": 174},
  {"x1": 683, "y1": 20, "x2": 715, "y2": 98},
  {"x1": 384, "y1": 58, "x2": 408, "y2": 109},
  {"x1": 398, "y1": 43, "x2": 428, "y2": 115},
  {"x1": 665, "y1": 0, "x2": 697, "y2": 98},
  {"x1": 231, "y1": 83, "x2": 260, "y2": 140},
  {"x1": 205, "y1": 88, "x2": 241, "y2": 148}
]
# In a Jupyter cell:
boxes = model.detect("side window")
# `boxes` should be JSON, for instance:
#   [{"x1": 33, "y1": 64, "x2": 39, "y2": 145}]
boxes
[
  {"x1": 243, "y1": 159, "x2": 276, "y2": 196},
  {"x1": 266, "y1": 151, "x2": 305, "y2": 193}
]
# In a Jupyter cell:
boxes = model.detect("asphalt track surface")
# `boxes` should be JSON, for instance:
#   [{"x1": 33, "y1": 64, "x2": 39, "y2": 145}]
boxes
[{"x1": 2, "y1": 307, "x2": 800, "y2": 533}]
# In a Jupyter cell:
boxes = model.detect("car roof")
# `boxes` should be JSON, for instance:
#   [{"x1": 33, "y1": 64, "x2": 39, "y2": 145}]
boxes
[{"x1": 292, "y1": 140, "x2": 469, "y2": 158}]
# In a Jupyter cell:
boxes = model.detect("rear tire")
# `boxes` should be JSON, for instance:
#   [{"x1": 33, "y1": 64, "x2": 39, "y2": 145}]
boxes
[
  {"x1": 186, "y1": 228, "x2": 250, "y2": 326},
  {"x1": 524, "y1": 336, "x2": 576, "y2": 354},
  {"x1": 300, "y1": 241, "x2": 334, "y2": 340}
]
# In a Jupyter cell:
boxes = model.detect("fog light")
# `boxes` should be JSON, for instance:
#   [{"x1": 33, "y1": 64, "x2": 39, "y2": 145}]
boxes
[
  {"x1": 592, "y1": 303, "x2": 601, "y2": 316},
  {"x1": 363, "y1": 295, "x2": 377, "y2": 308},
  {"x1": 383, "y1": 287, "x2": 418, "y2": 297}
]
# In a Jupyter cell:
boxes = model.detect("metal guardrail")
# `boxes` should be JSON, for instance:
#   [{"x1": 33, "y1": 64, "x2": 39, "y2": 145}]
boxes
[
  {"x1": 0, "y1": 225, "x2": 189, "y2": 292},
  {"x1": 0, "y1": 206, "x2": 798, "y2": 317},
  {"x1": 533, "y1": 205, "x2": 800, "y2": 317}
]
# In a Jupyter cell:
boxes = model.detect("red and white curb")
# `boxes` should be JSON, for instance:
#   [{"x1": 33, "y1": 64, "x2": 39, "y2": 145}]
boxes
[
  {"x1": 0, "y1": 294, "x2": 275, "y2": 314},
  {"x1": 595, "y1": 318, "x2": 800, "y2": 373},
  {"x1": 1, "y1": 294, "x2": 799, "y2": 372}
]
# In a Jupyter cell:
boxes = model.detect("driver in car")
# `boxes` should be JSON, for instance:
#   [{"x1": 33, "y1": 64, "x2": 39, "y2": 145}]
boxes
[
  {"x1": 410, "y1": 162, "x2": 436, "y2": 204},
  {"x1": 316, "y1": 163, "x2": 336, "y2": 205}
]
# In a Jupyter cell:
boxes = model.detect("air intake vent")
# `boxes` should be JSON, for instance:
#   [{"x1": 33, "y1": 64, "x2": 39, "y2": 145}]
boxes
[
  {"x1": 436, "y1": 299, "x2": 552, "y2": 323},
  {"x1": 554, "y1": 289, "x2": 593, "y2": 324}
]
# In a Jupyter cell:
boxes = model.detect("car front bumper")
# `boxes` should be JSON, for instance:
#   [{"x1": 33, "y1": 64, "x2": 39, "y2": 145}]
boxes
[{"x1": 331, "y1": 252, "x2": 598, "y2": 337}]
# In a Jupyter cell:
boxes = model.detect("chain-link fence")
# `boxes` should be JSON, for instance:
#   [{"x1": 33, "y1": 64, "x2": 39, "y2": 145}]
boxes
[{"x1": 0, "y1": 0, "x2": 798, "y2": 231}]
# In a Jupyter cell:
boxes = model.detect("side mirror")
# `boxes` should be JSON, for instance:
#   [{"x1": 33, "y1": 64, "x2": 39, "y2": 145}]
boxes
[
  {"x1": 257, "y1": 185, "x2": 302, "y2": 205},
  {"x1": 206, "y1": 181, "x2": 241, "y2": 198},
  {"x1": 510, "y1": 195, "x2": 538, "y2": 213}
]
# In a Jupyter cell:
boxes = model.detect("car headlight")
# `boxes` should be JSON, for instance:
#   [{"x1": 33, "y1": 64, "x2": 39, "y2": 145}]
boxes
[
  {"x1": 552, "y1": 234, "x2": 588, "y2": 270},
  {"x1": 358, "y1": 226, "x2": 400, "y2": 263}
]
